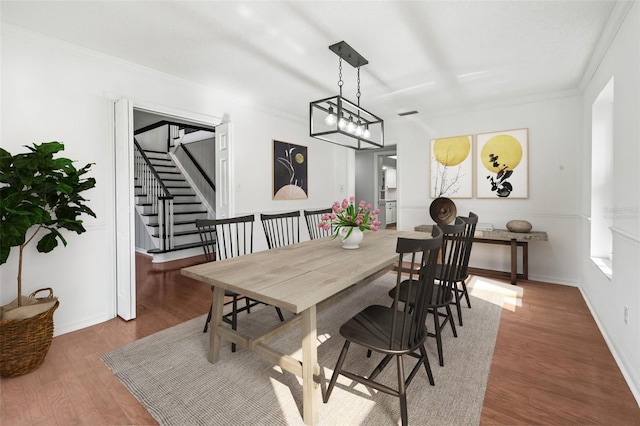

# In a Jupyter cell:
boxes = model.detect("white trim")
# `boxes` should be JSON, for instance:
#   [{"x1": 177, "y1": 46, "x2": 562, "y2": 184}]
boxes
[
  {"x1": 579, "y1": 1, "x2": 635, "y2": 90},
  {"x1": 611, "y1": 226, "x2": 640, "y2": 246},
  {"x1": 579, "y1": 286, "x2": 640, "y2": 407},
  {"x1": 168, "y1": 151, "x2": 216, "y2": 218}
]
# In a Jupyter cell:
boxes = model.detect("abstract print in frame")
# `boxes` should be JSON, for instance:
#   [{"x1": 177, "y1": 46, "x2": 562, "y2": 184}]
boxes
[
  {"x1": 272, "y1": 140, "x2": 308, "y2": 200},
  {"x1": 476, "y1": 128, "x2": 528, "y2": 198},
  {"x1": 430, "y1": 134, "x2": 473, "y2": 199}
]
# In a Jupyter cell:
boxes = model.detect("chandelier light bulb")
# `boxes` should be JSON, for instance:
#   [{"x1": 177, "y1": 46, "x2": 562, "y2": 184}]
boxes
[
  {"x1": 325, "y1": 107, "x2": 337, "y2": 126},
  {"x1": 338, "y1": 116, "x2": 347, "y2": 130},
  {"x1": 363, "y1": 125, "x2": 371, "y2": 139},
  {"x1": 355, "y1": 121, "x2": 364, "y2": 136},
  {"x1": 346, "y1": 116, "x2": 356, "y2": 133}
]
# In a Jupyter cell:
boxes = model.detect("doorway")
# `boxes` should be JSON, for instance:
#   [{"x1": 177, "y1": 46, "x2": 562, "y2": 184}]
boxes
[
  {"x1": 114, "y1": 99, "x2": 222, "y2": 321},
  {"x1": 354, "y1": 146, "x2": 397, "y2": 229}
]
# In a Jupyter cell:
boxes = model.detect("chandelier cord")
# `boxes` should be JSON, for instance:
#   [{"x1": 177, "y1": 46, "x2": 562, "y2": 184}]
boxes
[
  {"x1": 338, "y1": 57, "x2": 344, "y2": 98},
  {"x1": 356, "y1": 67, "x2": 361, "y2": 107}
]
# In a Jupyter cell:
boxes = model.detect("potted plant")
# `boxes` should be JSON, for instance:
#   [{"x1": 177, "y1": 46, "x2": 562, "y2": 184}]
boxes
[{"x1": 0, "y1": 141, "x2": 96, "y2": 377}]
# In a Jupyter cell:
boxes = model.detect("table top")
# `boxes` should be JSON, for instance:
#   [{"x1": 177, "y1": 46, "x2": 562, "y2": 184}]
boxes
[
  {"x1": 414, "y1": 224, "x2": 548, "y2": 242},
  {"x1": 182, "y1": 230, "x2": 431, "y2": 314}
]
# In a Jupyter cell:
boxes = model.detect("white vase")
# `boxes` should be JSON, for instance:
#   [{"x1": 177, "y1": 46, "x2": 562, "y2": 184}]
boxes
[{"x1": 339, "y1": 227, "x2": 364, "y2": 249}]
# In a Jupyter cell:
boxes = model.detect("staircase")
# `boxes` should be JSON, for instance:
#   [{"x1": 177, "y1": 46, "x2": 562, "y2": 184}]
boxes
[{"x1": 135, "y1": 149, "x2": 210, "y2": 262}]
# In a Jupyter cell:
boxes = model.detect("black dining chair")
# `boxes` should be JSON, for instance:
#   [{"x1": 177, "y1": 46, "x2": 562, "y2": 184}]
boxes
[
  {"x1": 260, "y1": 210, "x2": 301, "y2": 249},
  {"x1": 389, "y1": 217, "x2": 466, "y2": 366},
  {"x1": 447, "y1": 212, "x2": 478, "y2": 326},
  {"x1": 324, "y1": 227, "x2": 443, "y2": 426},
  {"x1": 303, "y1": 208, "x2": 333, "y2": 240},
  {"x1": 196, "y1": 215, "x2": 283, "y2": 352}
]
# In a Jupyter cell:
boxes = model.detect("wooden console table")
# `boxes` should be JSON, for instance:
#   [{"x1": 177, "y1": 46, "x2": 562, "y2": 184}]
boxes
[{"x1": 415, "y1": 224, "x2": 548, "y2": 284}]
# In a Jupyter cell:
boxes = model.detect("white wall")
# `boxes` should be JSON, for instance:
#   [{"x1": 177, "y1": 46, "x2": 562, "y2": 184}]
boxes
[
  {"x1": 579, "y1": 2, "x2": 640, "y2": 403},
  {"x1": 0, "y1": 25, "x2": 348, "y2": 335},
  {"x1": 392, "y1": 94, "x2": 583, "y2": 285}
]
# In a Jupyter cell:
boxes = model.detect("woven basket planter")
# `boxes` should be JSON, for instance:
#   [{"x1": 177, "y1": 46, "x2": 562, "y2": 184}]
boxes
[{"x1": 0, "y1": 289, "x2": 59, "y2": 377}]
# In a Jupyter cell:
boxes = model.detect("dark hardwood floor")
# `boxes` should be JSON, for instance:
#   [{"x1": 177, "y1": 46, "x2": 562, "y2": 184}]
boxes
[{"x1": 2, "y1": 253, "x2": 639, "y2": 425}]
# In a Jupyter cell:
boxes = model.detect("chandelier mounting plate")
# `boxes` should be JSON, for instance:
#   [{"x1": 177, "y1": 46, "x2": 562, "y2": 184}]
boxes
[{"x1": 329, "y1": 41, "x2": 368, "y2": 68}]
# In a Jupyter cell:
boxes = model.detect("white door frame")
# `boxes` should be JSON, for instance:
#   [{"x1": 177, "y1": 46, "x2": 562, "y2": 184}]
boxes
[
  {"x1": 113, "y1": 98, "x2": 222, "y2": 320},
  {"x1": 373, "y1": 149, "x2": 397, "y2": 228}
]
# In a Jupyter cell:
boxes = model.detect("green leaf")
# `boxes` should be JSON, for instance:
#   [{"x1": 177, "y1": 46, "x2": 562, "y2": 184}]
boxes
[{"x1": 36, "y1": 231, "x2": 60, "y2": 253}]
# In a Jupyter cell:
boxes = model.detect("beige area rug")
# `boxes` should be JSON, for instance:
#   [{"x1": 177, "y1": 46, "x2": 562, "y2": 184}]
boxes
[{"x1": 101, "y1": 274, "x2": 509, "y2": 426}]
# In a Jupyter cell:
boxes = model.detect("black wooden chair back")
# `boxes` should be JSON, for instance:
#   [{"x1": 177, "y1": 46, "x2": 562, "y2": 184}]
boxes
[
  {"x1": 433, "y1": 217, "x2": 466, "y2": 306},
  {"x1": 195, "y1": 215, "x2": 258, "y2": 349},
  {"x1": 260, "y1": 210, "x2": 301, "y2": 249},
  {"x1": 458, "y1": 212, "x2": 478, "y2": 280},
  {"x1": 303, "y1": 208, "x2": 333, "y2": 240},
  {"x1": 389, "y1": 228, "x2": 443, "y2": 351}
]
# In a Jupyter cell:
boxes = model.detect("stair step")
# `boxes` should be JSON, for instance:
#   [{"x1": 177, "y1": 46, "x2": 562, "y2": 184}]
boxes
[
  {"x1": 152, "y1": 229, "x2": 200, "y2": 238},
  {"x1": 148, "y1": 240, "x2": 203, "y2": 254}
]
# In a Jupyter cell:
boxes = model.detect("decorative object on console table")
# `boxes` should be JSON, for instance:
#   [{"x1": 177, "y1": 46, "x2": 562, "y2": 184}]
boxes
[
  {"x1": 0, "y1": 141, "x2": 96, "y2": 377},
  {"x1": 272, "y1": 140, "x2": 307, "y2": 200},
  {"x1": 430, "y1": 134, "x2": 473, "y2": 198},
  {"x1": 476, "y1": 128, "x2": 528, "y2": 198},
  {"x1": 506, "y1": 220, "x2": 532, "y2": 233},
  {"x1": 476, "y1": 222, "x2": 494, "y2": 232},
  {"x1": 319, "y1": 196, "x2": 381, "y2": 249},
  {"x1": 429, "y1": 197, "x2": 457, "y2": 225}
]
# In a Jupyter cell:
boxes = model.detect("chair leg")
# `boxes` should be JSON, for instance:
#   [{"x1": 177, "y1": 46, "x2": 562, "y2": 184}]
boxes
[
  {"x1": 203, "y1": 302, "x2": 212, "y2": 333},
  {"x1": 418, "y1": 344, "x2": 435, "y2": 386},
  {"x1": 275, "y1": 307, "x2": 284, "y2": 322},
  {"x1": 433, "y1": 308, "x2": 444, "y2": 366},
  {"x1": 462, "y1": 281, "x2": 472, "y2": 308},
  {"x1": 446, "y1": 304, "x2": 458, "y2": 338},
  {"x1": 397, "y1": 355, "x2": 408, "y2": 426},
  {"x1": 454, "y1": 284, "x2": 464, "y2": 327},
  {"x1": 368, "y1": 354, "x2": 393, "y2": 381},
  {"x1": 324, "y1": 340, "x2": 350, "y2": 403}
]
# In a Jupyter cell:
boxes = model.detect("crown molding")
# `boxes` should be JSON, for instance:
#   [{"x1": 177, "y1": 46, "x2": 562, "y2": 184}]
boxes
[{"x1": 579, "y1": 1, "x2": 635, "y2": 90}]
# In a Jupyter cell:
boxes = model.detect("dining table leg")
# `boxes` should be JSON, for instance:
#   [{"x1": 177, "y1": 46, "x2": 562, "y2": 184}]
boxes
[
  {"x1": 208, "y1": 286, "x2": 225, "y2": 363},
  {"x1": 301, "y1": 305, "x2": 318, "y2": 425}
]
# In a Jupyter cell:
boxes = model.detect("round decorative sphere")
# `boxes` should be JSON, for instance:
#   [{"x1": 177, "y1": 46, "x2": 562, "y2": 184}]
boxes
[{"x1": 506, "y1": 220, "x2": 532, "y2": 233}]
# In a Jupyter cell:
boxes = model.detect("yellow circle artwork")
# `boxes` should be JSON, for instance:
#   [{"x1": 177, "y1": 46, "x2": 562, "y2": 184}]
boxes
[
  {"x1": 433, "y1": 136, "x2": 470, "y2": 166},
  {"x1": 481, "y1": 134, "x2": 522, "y2": 172},
  {"x1": 294, "y1": 153, "x2": 305, "y2": 164}
]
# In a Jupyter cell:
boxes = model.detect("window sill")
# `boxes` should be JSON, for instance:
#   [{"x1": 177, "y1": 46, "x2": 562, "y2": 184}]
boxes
[{"x1": 591, "y1": 256, "x2": 612, "y2": 280}]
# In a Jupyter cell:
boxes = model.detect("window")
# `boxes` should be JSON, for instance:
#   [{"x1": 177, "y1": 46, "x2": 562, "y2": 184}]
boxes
[{"x1": 590, "y1": 77, "x2": 614, "y2": 278}]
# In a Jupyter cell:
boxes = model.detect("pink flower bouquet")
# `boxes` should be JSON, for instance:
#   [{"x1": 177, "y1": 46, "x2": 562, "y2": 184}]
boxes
[{"x1": 319, "y1": 196, "x2": 381, "y2": 239}]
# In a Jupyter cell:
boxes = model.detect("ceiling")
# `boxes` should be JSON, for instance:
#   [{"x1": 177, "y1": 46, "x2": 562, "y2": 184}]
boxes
[{"x1": 1, "y1": 1, "x2": 623, "y2": 124}]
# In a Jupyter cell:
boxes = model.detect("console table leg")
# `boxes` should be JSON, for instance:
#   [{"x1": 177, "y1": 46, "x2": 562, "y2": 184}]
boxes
[
  {"x1": 510, "y1": 239, "x2": 517, "y2": 285},
  {"x1": 523, "y1": 242, "x2": 529, "y2": 280}
]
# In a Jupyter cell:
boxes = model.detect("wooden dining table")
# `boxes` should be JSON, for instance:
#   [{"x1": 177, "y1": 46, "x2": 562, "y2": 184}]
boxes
[{"x1": 181, "y1": 229, "x2": 431, "y2": 425}]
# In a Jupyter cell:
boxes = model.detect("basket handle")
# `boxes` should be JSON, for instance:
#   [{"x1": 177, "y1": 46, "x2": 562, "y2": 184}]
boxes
[{"x1": 29, "y1": 288, "x2": 54, "y2": 298}]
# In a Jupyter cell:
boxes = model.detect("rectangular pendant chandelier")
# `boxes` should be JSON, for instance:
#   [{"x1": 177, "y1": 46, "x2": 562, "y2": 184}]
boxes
[{"x1": 309, "y1": 41, "x2": 384, "y2": 150}]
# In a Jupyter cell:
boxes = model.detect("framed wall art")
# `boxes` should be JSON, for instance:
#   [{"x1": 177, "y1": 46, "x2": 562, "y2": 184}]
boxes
[
  {"x1": 476, "y1": 128, "x2": 528, "y2": 198},
  {"x1": 272, "y1": 140, "x2": 308, "y2": 200},
  {"x1": 430, "y1": 134, "x2": 473, "y2": 199}
]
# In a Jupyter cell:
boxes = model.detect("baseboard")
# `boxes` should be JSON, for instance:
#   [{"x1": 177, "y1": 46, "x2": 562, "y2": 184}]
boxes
[{"x1": 579, "y1": 286, "x2": 640, "y2": 408}]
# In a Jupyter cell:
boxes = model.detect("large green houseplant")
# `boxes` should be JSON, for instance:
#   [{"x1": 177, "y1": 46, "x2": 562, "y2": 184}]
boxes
[{"x1": 0, "y1": 141, "x2": 96, "y2": 376}]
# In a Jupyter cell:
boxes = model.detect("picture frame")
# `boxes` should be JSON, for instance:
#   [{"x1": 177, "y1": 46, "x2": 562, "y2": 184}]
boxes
[
  {"x1": 430, "y1": 134, "x2": 473, "y2": 199},
  {"x1": 272, "y1": 140, "x2": 308, "y2": 200},
  {"x1": 475, "y1": 128, "x2": 528, "y2": 198}
]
